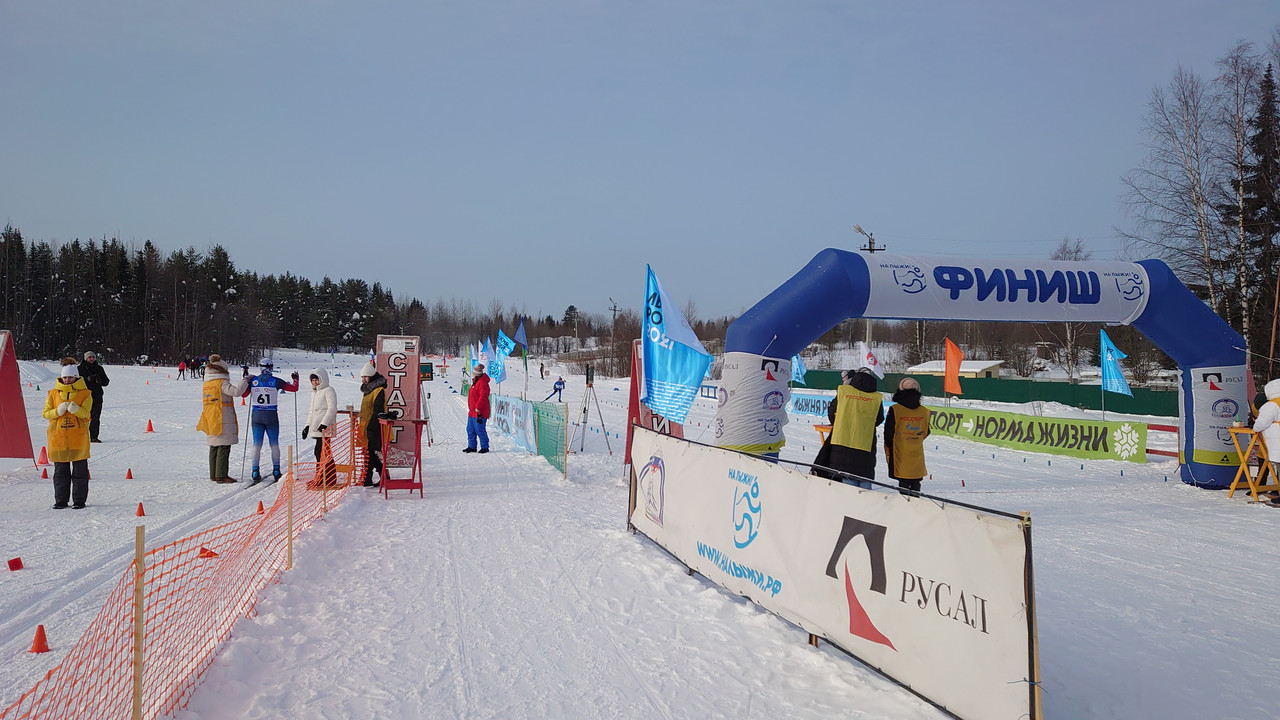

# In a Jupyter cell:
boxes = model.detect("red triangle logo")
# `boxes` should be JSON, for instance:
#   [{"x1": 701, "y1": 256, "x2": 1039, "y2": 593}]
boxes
[
  {"x1": 844, "y1": 561, "x2": 896, "y2": 651},
  {"x1": 1209, "y1": 380, "x2": 1222, "y2": 391},
  {"x1": 765, "y1": 369, "x2": 776, "y2": 381}
]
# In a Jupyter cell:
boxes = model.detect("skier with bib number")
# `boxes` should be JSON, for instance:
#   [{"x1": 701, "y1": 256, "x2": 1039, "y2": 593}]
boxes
[{"x1": 242, "y1": 358, "x2": 299, "y2": 484}]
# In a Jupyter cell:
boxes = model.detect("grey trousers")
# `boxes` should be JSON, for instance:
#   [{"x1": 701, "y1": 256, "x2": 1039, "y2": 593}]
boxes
[{"x1": 53, "y1": 460, "x2": 89, "y2": 507}]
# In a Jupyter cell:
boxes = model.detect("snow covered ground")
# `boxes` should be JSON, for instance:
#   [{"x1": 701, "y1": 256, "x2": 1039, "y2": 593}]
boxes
[{"x1": 2, "y1": 349, "x2": 1279, "y2": 719}]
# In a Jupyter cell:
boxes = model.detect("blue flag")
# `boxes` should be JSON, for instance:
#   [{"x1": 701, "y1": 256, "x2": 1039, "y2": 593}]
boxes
[
  {"x1": 491, "y1": 329, "x2": 517, "y2": 384},
  {"x1": 791, "y1": 354, "x2": 807, "y2": 385},
  {"x1": 1099, "y1": 329, "x2": 1132, "y2": 397},
  {"x1": 642, "y1": 265, "x2": 713, "y2": 423},
  {"x1": 514, "y1": 319, "x2": 528, "y2": 348},
  {"x1": 483, "y1": 337, "x2": 494, "y2": 360}
]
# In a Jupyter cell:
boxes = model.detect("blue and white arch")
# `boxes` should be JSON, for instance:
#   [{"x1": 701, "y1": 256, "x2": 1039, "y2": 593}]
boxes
[{"x1": 715, "y1": 249, "x2": 1247, "y2": 489}]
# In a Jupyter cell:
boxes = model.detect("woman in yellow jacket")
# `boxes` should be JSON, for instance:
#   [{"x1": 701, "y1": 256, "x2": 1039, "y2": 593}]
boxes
[{"x1": 43, "y1": 357, "x2": 93, "y2": 509}]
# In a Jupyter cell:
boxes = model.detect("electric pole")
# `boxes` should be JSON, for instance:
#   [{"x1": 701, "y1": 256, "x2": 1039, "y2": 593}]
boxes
[
  {"x1": 608, "y1": 297, "x2": 620, "y2": 377},
  {"x1": 853, "y1": 224, "x2": 885, "y2": 347}
]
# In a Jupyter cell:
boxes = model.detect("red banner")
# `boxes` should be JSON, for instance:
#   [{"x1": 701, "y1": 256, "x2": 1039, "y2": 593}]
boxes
[
  {"x1": 0, "y1": 331, "x2": 34, "y2": 461},
  {"x1": 376, "y1": 335, "x2": 421, "y2": 467}
]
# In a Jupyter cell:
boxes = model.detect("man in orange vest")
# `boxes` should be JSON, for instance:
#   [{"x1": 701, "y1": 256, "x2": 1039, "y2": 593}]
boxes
[{"x1": 885, "y1": 376, "x2": 931, "y2": 496}]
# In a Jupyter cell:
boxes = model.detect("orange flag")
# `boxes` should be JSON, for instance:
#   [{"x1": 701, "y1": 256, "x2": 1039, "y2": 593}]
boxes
[{"x1": 944, "y1": 337, "x2": 964, "y2": 396}]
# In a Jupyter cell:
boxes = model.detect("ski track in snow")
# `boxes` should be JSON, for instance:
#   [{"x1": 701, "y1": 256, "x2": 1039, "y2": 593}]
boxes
[{"x1": 4, "y1": 351, "x2": 1280, "y2": 718}]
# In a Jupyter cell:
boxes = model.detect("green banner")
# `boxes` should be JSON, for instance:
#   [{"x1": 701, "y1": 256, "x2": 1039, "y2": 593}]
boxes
[
  {"x1": 926, "y1": 405, "x2": 1149, "y2": 463},
  {"x1": 533, "y1": 401, "x2": 568, "y2": 476}
]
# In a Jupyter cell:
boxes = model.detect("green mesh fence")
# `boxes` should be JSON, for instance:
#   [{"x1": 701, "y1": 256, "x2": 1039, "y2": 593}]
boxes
[
  {"x1": 798, "y1": 369, "x2": 1178, "y2": 416},
  {"x1": 533, "y1": 401, "x2": 568, "y2": 476}
]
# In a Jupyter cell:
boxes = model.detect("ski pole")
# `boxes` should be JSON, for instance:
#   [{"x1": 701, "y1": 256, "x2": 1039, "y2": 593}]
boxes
[{"x1": 239, "y1": 395, "x2": 249, "y2": 483}]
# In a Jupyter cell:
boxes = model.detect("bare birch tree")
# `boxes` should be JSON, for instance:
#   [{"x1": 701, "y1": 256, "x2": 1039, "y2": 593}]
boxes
[
  {"x1": 1121, "y1": 66, "x2": 1225, "y2": 307},
  {"x1": 1213, "y1": 42, "x2": 1262, "y2": 360}
]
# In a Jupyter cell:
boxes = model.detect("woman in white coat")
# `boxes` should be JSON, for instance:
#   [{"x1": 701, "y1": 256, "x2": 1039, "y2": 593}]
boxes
[
  {"x1": 304, "y1": 368, "x2": 339, "y2": 485},
  {"x1": 1252, "y1": 378, "x2": 1280, "y2": 485},
  {"x1": 196, "y1": 355, "x2": 252, "y2": 483}
]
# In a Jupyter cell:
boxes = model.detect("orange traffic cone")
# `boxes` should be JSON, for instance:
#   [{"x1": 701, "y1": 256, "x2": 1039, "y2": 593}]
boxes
[
  {"x1": 125, "y1": 469, "x2": 133, "y2": 480},
  {"x1": 136, "y1": 502, "x2": 145, "y2": 517},
  {"x1": 255, "y1": 501, "x2": 265, "y2": 515},
  {"x1": 146, "y1": 380, "x2": 149, "y2": 386},
  {"x1": 197, "y1": 546, "x2": 219, "y2": 558},
  {"x1": 36, "y1": 446, "x2": 49, "y2": 466},
  {"x1": 30, "y1": 625, "x2": 49, "y2": 654},
  {"x1": 241, "y1": 396, "x2": 246, "y2": 406},
  {"x1": 41, "y1": 468, "x2": 48, "y2": 479},
  {"x1": 145, "y1": 420, "x2": 155, "y2": 433}
]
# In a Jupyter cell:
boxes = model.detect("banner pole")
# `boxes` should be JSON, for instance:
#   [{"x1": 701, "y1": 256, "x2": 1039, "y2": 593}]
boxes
[
  {"x1": 287, "y1": 445, "x2": 294, "y2": 570},
  {"x1": 132, "y1": 525, "x2": 146, "y2": 720}
]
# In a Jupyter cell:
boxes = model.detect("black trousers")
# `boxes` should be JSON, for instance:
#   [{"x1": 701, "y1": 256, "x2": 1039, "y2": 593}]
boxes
[
  {"x1": 53, "y1": 460, "x2": 89, "y2": 507},
  {"x1": 362, "y1": 448, "x2": 383, "y2": 483},
  {"x1": 89, "y1": 392, "x2": 103, "y2": 441}
]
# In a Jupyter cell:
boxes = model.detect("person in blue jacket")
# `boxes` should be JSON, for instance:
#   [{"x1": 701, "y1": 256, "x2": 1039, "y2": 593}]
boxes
[
  {"x1": 242, "y1": 358, "x2": 299, "y2": 484},
  {"x1": 545, "y1": 376, "x2": 566, "y2": 402}
]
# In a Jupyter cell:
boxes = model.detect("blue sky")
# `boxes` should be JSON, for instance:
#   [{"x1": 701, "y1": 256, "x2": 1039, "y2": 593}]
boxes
[{"x1": 3, "y1": 2, "x2": 1277, "y2": 322}]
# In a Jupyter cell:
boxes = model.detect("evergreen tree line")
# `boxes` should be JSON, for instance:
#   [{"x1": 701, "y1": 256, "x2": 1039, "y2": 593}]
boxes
[{"x1": 0, "y1": 227, "x2": 646, "y2": 366}]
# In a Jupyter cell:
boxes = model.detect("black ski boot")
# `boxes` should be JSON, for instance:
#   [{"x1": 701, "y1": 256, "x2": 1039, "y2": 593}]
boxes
[{"x1": 250, "y1": 469, "x2": 262, "y2": 486}]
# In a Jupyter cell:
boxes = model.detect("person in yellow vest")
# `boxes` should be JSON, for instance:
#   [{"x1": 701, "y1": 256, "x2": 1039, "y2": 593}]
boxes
[
  {"x1": 358, "y1": 361, "x2": 389, "y2": 487},
  {"x1": 196, "y1": 355, "x2": 252, "y2": 483},
  {"x1": 826, "y1": 368, "x2": 884, "y2": 489},
  {"x1": 44, "y1": 357, "x2": 93, "y2": 509},
  {"x1": 885, "y1": 376, "x2": 931, "y2": 496}
]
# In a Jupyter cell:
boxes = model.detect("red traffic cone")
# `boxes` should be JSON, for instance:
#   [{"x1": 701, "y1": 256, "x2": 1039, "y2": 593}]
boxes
[
  {"x1": 41, "y1": 467, "x2": 48, "y2": 479},
  {"x1": 145, "y1": 420, "x2": 155, "y2": 433},
  {"x1": 8, "y1": 557, "x2": 23, "y2": 571},
  {"x1": 255, "y1": 501, "x2": 265, "y2": 515},
  {"x1": 197, "y1": 546, "x2": 219, "y2": 558},
  {"x1": 125, "y1": 468, "x2": 133, "y2": 480},
  {"x1": 30, "y1": 625, "x2": 49, "y2": 653},
  {"x1": 37, "y1": 446, "x2": 49, "y2": 466},
  {"x1": 136, "y1": 502, "x2": 145, "y2": 517},
  {"x1": 241, "y1": 395, "x2": 246, "y2": 406}
]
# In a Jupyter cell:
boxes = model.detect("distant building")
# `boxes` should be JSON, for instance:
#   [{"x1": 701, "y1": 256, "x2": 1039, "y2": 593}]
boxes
[{"x1": 906, "y1": 359, "x2": 1004, "y2": 379}]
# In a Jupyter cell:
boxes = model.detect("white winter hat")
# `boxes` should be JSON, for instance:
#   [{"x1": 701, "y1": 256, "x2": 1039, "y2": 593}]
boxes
[
  {"x1": 60, "y1": 359, "x2": 80, "y2": 379},
  {"x1": 360, "y1": 361, "x2": 376, "y2": 378},
  {"x1": 473, "y1": 364, "x2": 484, "y2": 375}
]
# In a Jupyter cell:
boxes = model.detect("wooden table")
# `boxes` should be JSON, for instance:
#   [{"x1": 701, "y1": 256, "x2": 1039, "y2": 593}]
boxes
[{"x1": 1227, "y1": 426, "x2": 1278, "y2": 501}]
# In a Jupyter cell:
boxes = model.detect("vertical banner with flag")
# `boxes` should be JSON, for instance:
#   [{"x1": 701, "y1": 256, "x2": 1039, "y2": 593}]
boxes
[
  {"x1": 790, "y1": 354, "x2": 807, "y2": 385},
  {"x1": 1099, "y1": 329, "x2": 1133, "y2": 396},
  {"x1": 642, "y1": 265, "x2": 713, "y2": 424},
  {"x1": 855, "y1": 341, "x2": 885, "y2": 379},
  {"x1": 944, "y1": 337, "x2": 964, "y2": 396}
]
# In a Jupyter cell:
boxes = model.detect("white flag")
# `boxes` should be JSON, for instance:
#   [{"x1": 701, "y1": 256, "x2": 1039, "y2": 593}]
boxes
[{"x1": 856, "y1": 341, "x2": 885, "y2": 379}]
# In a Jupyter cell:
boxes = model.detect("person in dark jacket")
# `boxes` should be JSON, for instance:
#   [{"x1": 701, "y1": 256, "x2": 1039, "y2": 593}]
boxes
[
  {"x1": 465, "y1": 364, "x2": 491, "y2": 453},
  {"x1": 358, "y1": 361, "x2": 389, "y2": 487},
  {"x1": 885, "y1": 376, "x2": 931, "y2": 496},
  {"x1": 78, "y1": 350, "x2": 110, "y2": 443},
  {"x1": 825, "y1": 368, "x2": 884, "y2": 488}
]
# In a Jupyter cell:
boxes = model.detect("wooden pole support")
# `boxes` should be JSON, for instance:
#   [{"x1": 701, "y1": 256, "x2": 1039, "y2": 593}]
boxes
[
  {"x1": 132, "y1": 525, "x2": 145, "y2": 720},
  {"x1": 809, "y1": 634, "x2": 819, "y2": 648}
]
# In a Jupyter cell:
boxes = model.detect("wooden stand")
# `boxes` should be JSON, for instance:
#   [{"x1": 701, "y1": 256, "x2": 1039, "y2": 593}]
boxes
[
  {"x1": 1227, "y1": 427, "x2": 1278, "y2": 501},
  {"x1": 379, "y1": 418, "x2": 427, "y2": 498}
]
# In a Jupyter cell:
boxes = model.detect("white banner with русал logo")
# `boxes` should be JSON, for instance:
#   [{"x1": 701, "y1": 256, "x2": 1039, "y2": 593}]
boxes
[
  {"x1": 713, "y1": 352, "x2": 791, "y2": 455},
  {"x1": 629, "y1": 427, "x2": 1038, "y2": 720},
  {"x1": 1187, "y1": 364, "x2": 1250, "y2": 466},
  {"x1": 862, "y1": 254, "x2": 1150, "y2": 324}
]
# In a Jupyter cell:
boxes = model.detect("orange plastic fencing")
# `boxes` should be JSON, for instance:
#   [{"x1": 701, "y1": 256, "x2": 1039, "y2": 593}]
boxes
[{"x1": 1, "y1": 417, "x2": 368, "y2": 720}]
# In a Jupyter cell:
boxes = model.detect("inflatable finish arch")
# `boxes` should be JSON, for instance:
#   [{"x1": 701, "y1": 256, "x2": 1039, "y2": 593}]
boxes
[{"x1": 714, "y1": 249, "x2": 1248, "y2": 489}]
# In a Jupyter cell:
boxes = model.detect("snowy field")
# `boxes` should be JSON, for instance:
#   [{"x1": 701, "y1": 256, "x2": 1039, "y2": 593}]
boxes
[{"x1": 2, "y1": 349, "x2": 1279, "y2": 719}]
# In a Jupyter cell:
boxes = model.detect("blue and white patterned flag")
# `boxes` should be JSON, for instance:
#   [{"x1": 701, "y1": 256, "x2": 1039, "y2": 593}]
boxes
[
  {"x1": 791, "y1": 354, "x2": 807, "y2": 385},
  {"x1": 491, "y1": 329, "x2": 517, "y2": 384},
  {"x1": 642, "y1": 265, "x2": 712, "y2": 423},
  {"x1": 1099, "y1": 329, "x2": 1132, "y2": 396}
]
